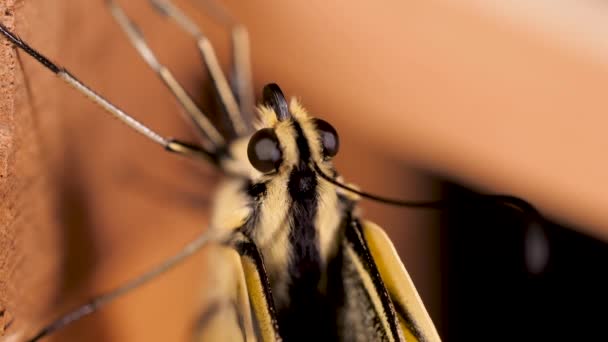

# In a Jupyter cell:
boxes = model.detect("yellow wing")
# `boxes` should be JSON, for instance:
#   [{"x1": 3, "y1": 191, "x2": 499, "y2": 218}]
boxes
[
  {"x1": 195, "y1": 239, "x2": 282, "y2": 342},
  {"x1": 194, "y1": 245, "x2": 256, "y2": 342},
  {"x1": 361, "y1": 220, "x2": 441, "y2": 342},
  {"x1": 236, "y1": 237, "x2": 282, "y2": 342},
  {"x1": 241, "y1": 254, "x2": 281, "y2": 341}
]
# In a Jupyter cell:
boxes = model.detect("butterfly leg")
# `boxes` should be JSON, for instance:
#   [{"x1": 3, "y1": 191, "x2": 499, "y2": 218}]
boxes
[
  {"x1": 25, "y1": 230, "x2": 222, "y2": 342},
  {"x1": 148, "y1": 0, "x2": 251, "y2": 137},
  {"x1": 107, "y1": 0, "x2": 225, "y2": 151},
  {"x1": 0, "y1": 22, "x2": 217, "y2": 164}
]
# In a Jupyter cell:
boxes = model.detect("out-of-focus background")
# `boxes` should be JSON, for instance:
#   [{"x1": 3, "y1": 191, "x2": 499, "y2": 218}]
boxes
[{"x1": 0, "y1": 0, "x2": 607, "y2": 341}]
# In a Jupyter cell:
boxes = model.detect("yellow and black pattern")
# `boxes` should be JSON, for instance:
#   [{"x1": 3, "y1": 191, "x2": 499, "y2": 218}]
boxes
[{"x1": 201, "y1": 87, "x2": 440, "y2": 341}]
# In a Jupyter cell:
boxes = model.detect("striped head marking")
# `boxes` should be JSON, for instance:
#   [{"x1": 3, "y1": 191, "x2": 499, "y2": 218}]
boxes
[
  {"x1": 247, "y1": 83, "x2": 340, "y2": 187},
  {"x1": 246, "y1": 83, "x2": 344, "y2": 310}
]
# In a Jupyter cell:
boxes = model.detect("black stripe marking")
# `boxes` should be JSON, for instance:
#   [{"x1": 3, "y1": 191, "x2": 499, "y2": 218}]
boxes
[
  {"x1": 291, "y1": 119, "x2": 311, "y2": 163},
  {"x1": 235, "y1": 240, "x2": 282, "y2": 339},
  {"x1": 327, "y1": 218, "x2": 391, "y2": 341},
  {"x1": 246, "y1": 181, "x2": 267, "y2": 199},
  {"x1": 346, "y1": 216, "x2": 403, "y2": 341},
  {"x1": 232, "y1": 299, "x2": 248, "y2": 342},
  {"x1": 192, "y1": 299, "x2": 247, "y2": 342},
  {"x1": 0, "y1": 23, "x2": 62, "y2": 74},
  {"x1": 277, "y1": 118, "x2": 331, "y2": 340},
  {"x1": 193, "y1": 300, "x2": 222, "y2": 336},
  {"x1": 392, "y1": 299, "x2": 426, "y2": 341}
]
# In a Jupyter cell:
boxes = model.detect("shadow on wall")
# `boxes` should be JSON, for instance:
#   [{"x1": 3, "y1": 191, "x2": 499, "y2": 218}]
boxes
[{"x1": 439, "y1": 182, "x2": 608, "y2": 341}]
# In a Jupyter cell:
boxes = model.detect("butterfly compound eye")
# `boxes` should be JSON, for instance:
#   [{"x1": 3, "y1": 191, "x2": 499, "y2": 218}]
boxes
[
  {"x1": 247, "y1": 128, "x2": 283, "y2": 173},
  {"x1": 314, "y1": 119, "x2": 339, "y2": 158}
]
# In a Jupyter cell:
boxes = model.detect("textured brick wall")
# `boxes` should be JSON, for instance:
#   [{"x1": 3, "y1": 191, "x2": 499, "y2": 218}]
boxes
[{"x1": 0, "y1": 1, "x2": 64, "y2": 339}]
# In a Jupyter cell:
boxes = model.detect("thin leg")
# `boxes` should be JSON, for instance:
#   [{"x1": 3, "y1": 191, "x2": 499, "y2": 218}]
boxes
[
  {"x1": 27, "y1": 230, "x2": 227, "y2": 342},
  {"x1": 108, "y1": 0, "x2": 224, "y2": 149},
  {"x1": 229, "y1": 25, "x2": 255, "y2": 127},
  {"x1": 190, "y1": 0, "x2": 255, "y2": 127},
  {"x1": 149, "y1": 0, "x2": 249, "y2": 136},
  {"x1": 189, "y1": 0, "x2": 255, "y2": 129},
  {"x1": 166, "y1": 138, "x2": 218, "y2": 163},
  {"x1": 0, "y1": 22, "x2": 217, "y2": 163}
]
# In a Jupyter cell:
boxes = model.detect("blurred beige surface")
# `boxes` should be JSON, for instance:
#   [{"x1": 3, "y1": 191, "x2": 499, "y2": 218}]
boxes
[
  {"x1": 1, "y1": 0, "x2": 607, "y2": 341},
  {"x1": 238, "y1": 0, "x2": 608, "y2": 238}
]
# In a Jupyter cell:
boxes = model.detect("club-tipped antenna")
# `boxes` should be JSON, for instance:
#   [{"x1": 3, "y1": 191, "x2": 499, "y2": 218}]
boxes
[{"x1": 313, "y1": 163, "x2": 543, "y2": 226}]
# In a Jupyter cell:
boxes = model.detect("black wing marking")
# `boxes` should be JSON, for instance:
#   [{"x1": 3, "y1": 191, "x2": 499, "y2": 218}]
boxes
[
  {"x1": 342, "y1": 216, "x2": 405, "y2": 341},
  {"x1": 234, "y1": 236, "x2": 282, "y2": 341}
]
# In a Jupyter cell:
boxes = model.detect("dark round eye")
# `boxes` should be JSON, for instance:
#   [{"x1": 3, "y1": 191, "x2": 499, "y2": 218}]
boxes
[
  {"x1": 247, "y1": 128, "x2": 283, "y2": 173},
  {"x1": 315, "y1": 119, "x2": 339, "y2": 158}
]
